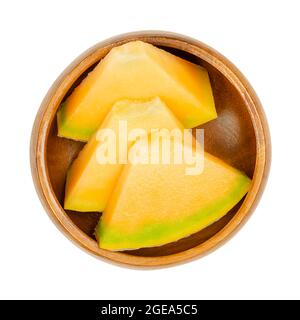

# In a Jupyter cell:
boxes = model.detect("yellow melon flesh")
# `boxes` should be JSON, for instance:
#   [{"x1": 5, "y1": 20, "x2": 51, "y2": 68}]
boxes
[
  {"x1": 64, "y1": 98, "x2": 183, "y2": 212},
  {"x1": 57, "y1": 40, "x2": 216, "y2": 141},
  {"x1": 96, "y1": 139, "x2": 251, "y2": 251}
]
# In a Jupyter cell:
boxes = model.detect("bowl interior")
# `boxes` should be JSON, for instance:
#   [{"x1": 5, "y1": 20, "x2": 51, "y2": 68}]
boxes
[{"x1": 45, "y1": 42, "x2": 256, "y2": 257}]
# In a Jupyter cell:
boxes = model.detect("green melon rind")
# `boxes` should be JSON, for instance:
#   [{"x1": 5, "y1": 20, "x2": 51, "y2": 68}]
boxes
[
  {"x1": 57, "y1": 103, "x2": 94, "y2": 142},
  {"x1": 95, "y1": 174, "x2": 251, "y2": 251},
  {"x1": 64, "y1": 192, "x2": 105, "y2": 213}
]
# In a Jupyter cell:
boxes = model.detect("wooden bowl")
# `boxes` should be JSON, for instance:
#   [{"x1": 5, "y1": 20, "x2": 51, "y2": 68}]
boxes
[{"x1": 30, "y1": 31, "x2": 271, "y2": 268}]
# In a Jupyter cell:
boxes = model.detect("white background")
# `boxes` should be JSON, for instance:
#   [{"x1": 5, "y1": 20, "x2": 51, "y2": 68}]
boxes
[{"x1": 0, "y1": 0, "x2": 299, "y2": 300}]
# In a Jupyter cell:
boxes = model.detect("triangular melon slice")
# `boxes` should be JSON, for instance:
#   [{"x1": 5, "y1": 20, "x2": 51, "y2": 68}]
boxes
[
  {"x1": 57, "y1": 40, "x2": 216, "y2": 141},
  {"x1": 64, "y1": 97, "x2": 183, "y2": 212},
  {"x1": 96, "y1": 138, "x2": 251, "y2": 251}
]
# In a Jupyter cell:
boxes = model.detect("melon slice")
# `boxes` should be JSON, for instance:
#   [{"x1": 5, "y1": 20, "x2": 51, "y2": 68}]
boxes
[
  {"x1": 57, "y1": 40, "x2": 216, "y2": 141},
  {"x1": 64, "y1": 97, "x2": 183, "y2": 212},
  {"x1": 96, "y1": 138, "x2": 251, "y2": 251}
]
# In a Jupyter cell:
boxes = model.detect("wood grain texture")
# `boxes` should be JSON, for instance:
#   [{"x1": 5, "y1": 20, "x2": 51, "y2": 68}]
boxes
[{"x1": 30, "y1": 31, "x2": 271, "y2": 268}]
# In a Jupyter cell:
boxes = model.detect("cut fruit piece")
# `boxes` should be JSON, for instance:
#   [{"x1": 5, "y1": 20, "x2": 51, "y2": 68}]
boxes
[
  {"x1": 64, "y1": 97, "x2": 183, "y2": 212},
  {"x1": 57, "y1": 40, "x2": 216, "y2": 141},
  {"x1": 96, "y1": 137, "x2": 251, "y2": 251}
]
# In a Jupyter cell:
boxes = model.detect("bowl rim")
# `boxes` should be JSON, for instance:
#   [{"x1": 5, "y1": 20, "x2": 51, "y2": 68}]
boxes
[{"x1": 30, "y1": 30, "x2": 271, "y2": 268}]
